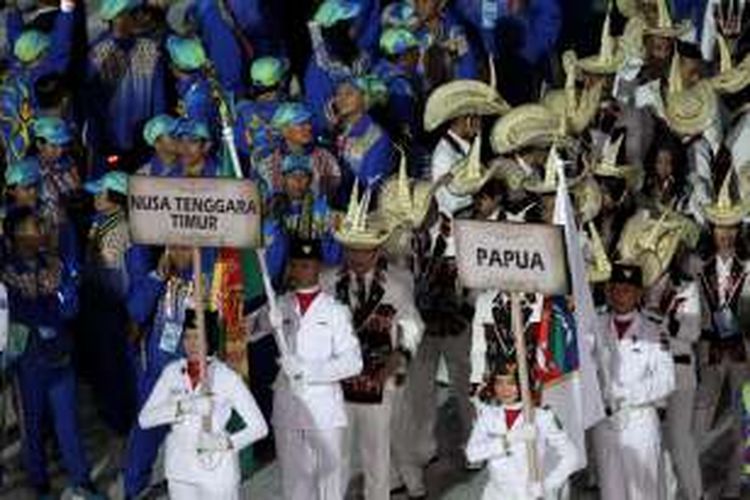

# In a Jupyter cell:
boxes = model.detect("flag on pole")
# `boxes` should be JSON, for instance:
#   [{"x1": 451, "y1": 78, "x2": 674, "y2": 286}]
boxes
[{"x1": 535, "y1": 152, "x2": 605, "y2": 470}]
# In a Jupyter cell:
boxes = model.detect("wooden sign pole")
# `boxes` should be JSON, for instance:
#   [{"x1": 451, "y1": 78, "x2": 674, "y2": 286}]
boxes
[
  {"x1": 511, "y1": 292, "x2": 541, "y2": 489},
  {"x1": 193, "y1": 247, "x2": 212, "y2": 432}
]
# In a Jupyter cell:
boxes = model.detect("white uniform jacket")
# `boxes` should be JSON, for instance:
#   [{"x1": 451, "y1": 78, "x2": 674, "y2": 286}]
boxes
[
  {"x1": 272, "y1": 291, "x2": 363, "y2": 430},
  {"x1": 466, "y1": 403, "x2": 579, "y2": 500},
  {"x1": 595, "y1": 312, "x2": 676, "y2": 425},
  {"x1": 138, "y1": 358, "x2": 269, "y2": 486}
]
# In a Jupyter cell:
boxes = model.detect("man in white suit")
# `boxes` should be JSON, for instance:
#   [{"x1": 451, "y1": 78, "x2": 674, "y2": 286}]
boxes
[{"x1": 272, "y1": 238, "x2": 363, "y2": 500}]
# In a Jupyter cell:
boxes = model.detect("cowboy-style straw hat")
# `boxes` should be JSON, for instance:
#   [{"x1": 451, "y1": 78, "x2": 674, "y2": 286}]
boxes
[
  {"x1": 490, "y1": 104, "x2": 562, "y2": 155},
  {"x1": 334, "y1": 185, "x2": 393, "y2": 249},
  {"x1": 573, "y1": 177, "x2": 604, "y2": 223},
  {"x1": 701, "y1": 171, "x2": 750, "y2": 226},
  {"x1": 585, "y1": 221, "x2": 612, "y2": 283},
  {"x1": 665, "y1": 54, "x2": 719, "y2": 137},
  {"x1": 445, "y1": 135, "x2": 499, "y2": 197},
  {"x1": 423, "y1": 79, "x2": 510, "y2": 132},
  {"x1": 576, "y1": 11, "x2": 626, "y2": 75},
  {"x1": 710, "y1": 34, "x2": 750, "y2": 95},
  {"x1": 378, "y1": 151, "x2": 436, "y2": 231}
]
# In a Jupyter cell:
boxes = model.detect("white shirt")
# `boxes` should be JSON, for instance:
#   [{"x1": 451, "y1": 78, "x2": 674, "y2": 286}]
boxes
[
  {"x1": 431, "y1": 130, "x2": 473, "y2": 217},
  {"x1": 272, "y1": 291, "x2": 363, "y2": 430},
  {"x1": 466, "y1": 403, "x2": 579, "y2": 499}
]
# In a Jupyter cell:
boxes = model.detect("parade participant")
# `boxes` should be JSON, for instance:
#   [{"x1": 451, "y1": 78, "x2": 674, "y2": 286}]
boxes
[
  {"x1": 272, "y1": 102, "x2": 342, "y2": 201},
  {"x1": 79, "y1": 171, "x2": 135, "y2": 438},
  {"x1": 5, "y1": 0, "x2": 77, "y2": 103},
  {"x1": 619, "y1": 211, "x2": 703, "y2": 500},
  {"x1": 86, "y1": 0, "x2": 167, "y2": 172},
  {"x1": 701, "y1": 0, "x2": 747, "y2": 61},
  {"x1": 425, "y1": 79, "x2": 508, "y2": 214},
  {"x1": 373, "y1": 27, "x2": 423, "y2": 144},
  {"x1": 412, "y1": 0, "x2": 479, "y2": 90},
  {"x1": 592, "y1": 262, "x2": 676, "y2": 500},
  {"x1": 30, "y1": 116, "x2": 80, "y2": 224},
  {"x1": 272, "y1": 237, "x2": 363, "y2": 500},
  {"x1": 466, "y1": 363, "x2": 579, "y2": 499},
  {"x1": 263, "y1": 154, "x2": 342, "y2": 288},
  {"x1": 330, "y1": 76, "x2": 393, "y2": 198},
  {"x1": 0, "y1": 82, "x2": 35, "y2": 165},
  {"x1": 322, "y1": 187, "x2": 423, "y2": 500},
  {"x1": 137, "y1": 114, "x2": 180, "y2": 177},
  {"x1": 167, "y1": 35, "x2": 216, "y2": 131},
  {"x1": 235, "y1": 56, "x2": 289, "y2": 196},
  {"x1": 123, "y1": 244, "x2": 210, "y2": 499},
  {"x1": 694, "y1": 172, "x2": 750, "y2": 499},
  {"x1": 305, "y1": 0, "x2": 370, "y2": 132},
  {"x1": 1, "y1": 207, "x2": 100, "y2": 499},
  {"x1": 139, "y1": 309, "x2": 269, "y2": 500},
  {"x1": 175, "y1": 118, "x2": 220, "y2": 178},
  {"x1": 639, "y1": 127, "x2": 691, "y2": 211}
]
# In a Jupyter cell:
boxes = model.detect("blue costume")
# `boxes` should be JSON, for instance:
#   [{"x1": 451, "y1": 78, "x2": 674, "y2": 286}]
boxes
[
  {"x1": 415, "y1": 9, "x2": 480, "y2": 85},
  {"x1": 175, "y1": 73, "x2": 215, "y2": 128},
  {"x1": 235, "y1": 99, "x2": 284, "y2": 192},
  {"x1": 372, "y1": 59, "x2": 420, "y2": 140},
  {"x1": 86, "y1": 33, "x2": 167, "y2": 169},
  {"x1": 192, "y1": 0, "x2": 245, "y2": 94},
  {"x1": 336, "y1": 114, "x2": 393, "y2": 198},
  {"x1": 3, "y1": 251, "x2": 89, "y2": 495},
  {"x1": 6, "y1": 7, "x2": 75, "y2": 104},
  {"x1": 137, "y1": 154, "x2": 180, "y2": 177}
]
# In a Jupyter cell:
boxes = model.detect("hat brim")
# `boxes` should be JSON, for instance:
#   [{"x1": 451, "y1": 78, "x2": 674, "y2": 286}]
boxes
[
  {"x1": 702, "y1": 205, "x2": 749, "y2": 226},
  {"x1": 85, "y1": 180, "x2": 105, "y2": 195},
  {"x1": 576, "y1": 54, "x2": 625, "y2": 75},
  {"x1": 490, "y1": 105, "x2": 562, "y2": 155},
  {"x1": 665, "y1": 82, "x2": 718, "y2": 137},
  {"x1": 710, "y1": 59, "x2": 750, "y2": 95},
  {"x1": 424, "y1": 80, "x2": 510, "y2": 132},
  {"x1": 644, "y1": 24, "x2": 690, "y2": 39}
]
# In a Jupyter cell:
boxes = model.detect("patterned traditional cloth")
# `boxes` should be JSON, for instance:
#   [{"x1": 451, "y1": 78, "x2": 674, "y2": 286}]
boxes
[
  {"x1": 1, "y1": 254, "x2": 61, "y2": 300},
  {"x1": 86, "y1": 210, "x2": 129, "y2": 270},
  {"x1": 335, "y1": 260, "x2": 394, "y2": 404},
  {"x1": 37, "y1": 157, "x2": 79, "y2": 226}
]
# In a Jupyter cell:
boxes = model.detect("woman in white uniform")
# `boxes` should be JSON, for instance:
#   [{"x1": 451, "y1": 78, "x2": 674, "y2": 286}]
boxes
[
  {"x1": 139, "y1": 310, "x2": 269, "y2": 499},
  {"x1": 466, "y1": 364, "x2": 579, "y2": 499}
]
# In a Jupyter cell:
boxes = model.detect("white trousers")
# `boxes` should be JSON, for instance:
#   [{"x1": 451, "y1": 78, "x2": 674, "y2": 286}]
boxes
[
  {"x1": 167, "y1": 479, "x2": 239, "y2": 500},
  {"x1": 694, "y1": 357, "x2": 750, "y2": 497},
  {"x1": 396, "y1": 331, "x2": 473, "y2": 495},
  {"x1": 665, "y1": 362, "x2": 703, "y2": 500},
  {"x1": 275, "y1": 427, "x2": 345, "y2": 500},
  {"x1": 341, "y1": 394, "x2": 393, "y2": 500},
  {"x1": 593, "y1": 409, "x2": 664, "y2": 500}
]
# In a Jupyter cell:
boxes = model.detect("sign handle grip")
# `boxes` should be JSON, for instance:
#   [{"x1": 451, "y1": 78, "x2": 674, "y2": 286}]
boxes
[{"x1": 511, "y1": 292, "x2": 541, "y2": 490}]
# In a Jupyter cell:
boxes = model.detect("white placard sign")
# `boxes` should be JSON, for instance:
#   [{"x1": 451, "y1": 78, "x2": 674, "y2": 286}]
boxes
[
  {"x1": 129, "y1": 175, "x2": 261, "y2": 248},
  {"x1": 454, "y1": 220, "x2": 569, "y2": 295}
]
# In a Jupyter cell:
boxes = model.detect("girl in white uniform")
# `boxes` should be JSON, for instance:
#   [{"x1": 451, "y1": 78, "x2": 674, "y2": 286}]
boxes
[
  {"x1": 466, "y1": 364, "x2": 579, "y2": 500},
  {"x1": 139, "y1": 310, "x2": 269, "y2": 500}
]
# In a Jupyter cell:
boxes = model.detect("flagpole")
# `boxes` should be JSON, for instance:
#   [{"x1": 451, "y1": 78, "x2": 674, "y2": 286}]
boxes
[{"x1": 511, "y1": 292, "x2": 541, "y2": 489}]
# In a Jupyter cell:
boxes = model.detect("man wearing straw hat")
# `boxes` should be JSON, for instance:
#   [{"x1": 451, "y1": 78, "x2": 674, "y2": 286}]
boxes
[
  {"x1": 272, "y1": 237, "x2": 363, "y2": 500},
  {"x1": 321, "y1": 185, "x2": 424, "y2": 500},
  {"x1": 592, "y1": 261, "x2": 676, "y2": 499},
  {"x1": 693, "y1": 171, "x2": 750, "y2": 499}
]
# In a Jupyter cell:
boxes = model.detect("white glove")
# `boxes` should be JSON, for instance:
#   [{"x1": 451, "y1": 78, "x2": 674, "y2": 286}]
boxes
[
  {"x1": 280, "y1": 355, "x2": 306, "y2": 386},
  {"x1": 527, "y1": 480, "x2": 544, "y2": 499},
  {"x1": 178, "y1": 395, "x2": 213, "y2": 417},
  {"x1": 197, "y1": 431, "x2": 231, "y2": 453}
]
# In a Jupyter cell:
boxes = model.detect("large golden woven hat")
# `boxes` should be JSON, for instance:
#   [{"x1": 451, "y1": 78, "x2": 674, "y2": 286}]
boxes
[
  {"x1": 576, "y1": 11, "x2": 626, "y2": 75},
  {"x1": 644, "y1": 0, "x2": 690, "y2": 38},
  {"x1": 585, "y1": 221, "x2": 612, "y2": 283},
  {"x1": 334, "y1": 185, "x2": 393, "y2": 249},
  {"x1": 701, "y1": 171, "x2": 750, "y2": 226},
  {"x1": 617, "y1": 210, "x2": 687, "y2": 287},
  {"x1": 665, "y1": 54, "x2": 719, "y2": 137},
  {"x1": 710, "y1": 34, "x2": 750, "y2": 95},
  {"x1": 523, "y1": 143, "x2": 585, "y2": 194},
  {"x1": 445, "y1": 135, "x2": 499, "y2": 197},
  {"x1": 378, "y1": 151, "x2": 435, "y2": 231},
  {"x1": 423, "y1": 79, "x2": 510, "y2": 132},
  {"x1": 490, "y1": 104, "x2": 562, "y2": 155},
  {"x1": 592, "y1": 134, "x2": 643, "y2": 190}
]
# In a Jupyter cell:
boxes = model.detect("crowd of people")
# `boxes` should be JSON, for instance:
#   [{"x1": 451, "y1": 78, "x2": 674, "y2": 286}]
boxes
[{"x1": 0, "y1": 0, "x2": 750, "y2": 499}]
